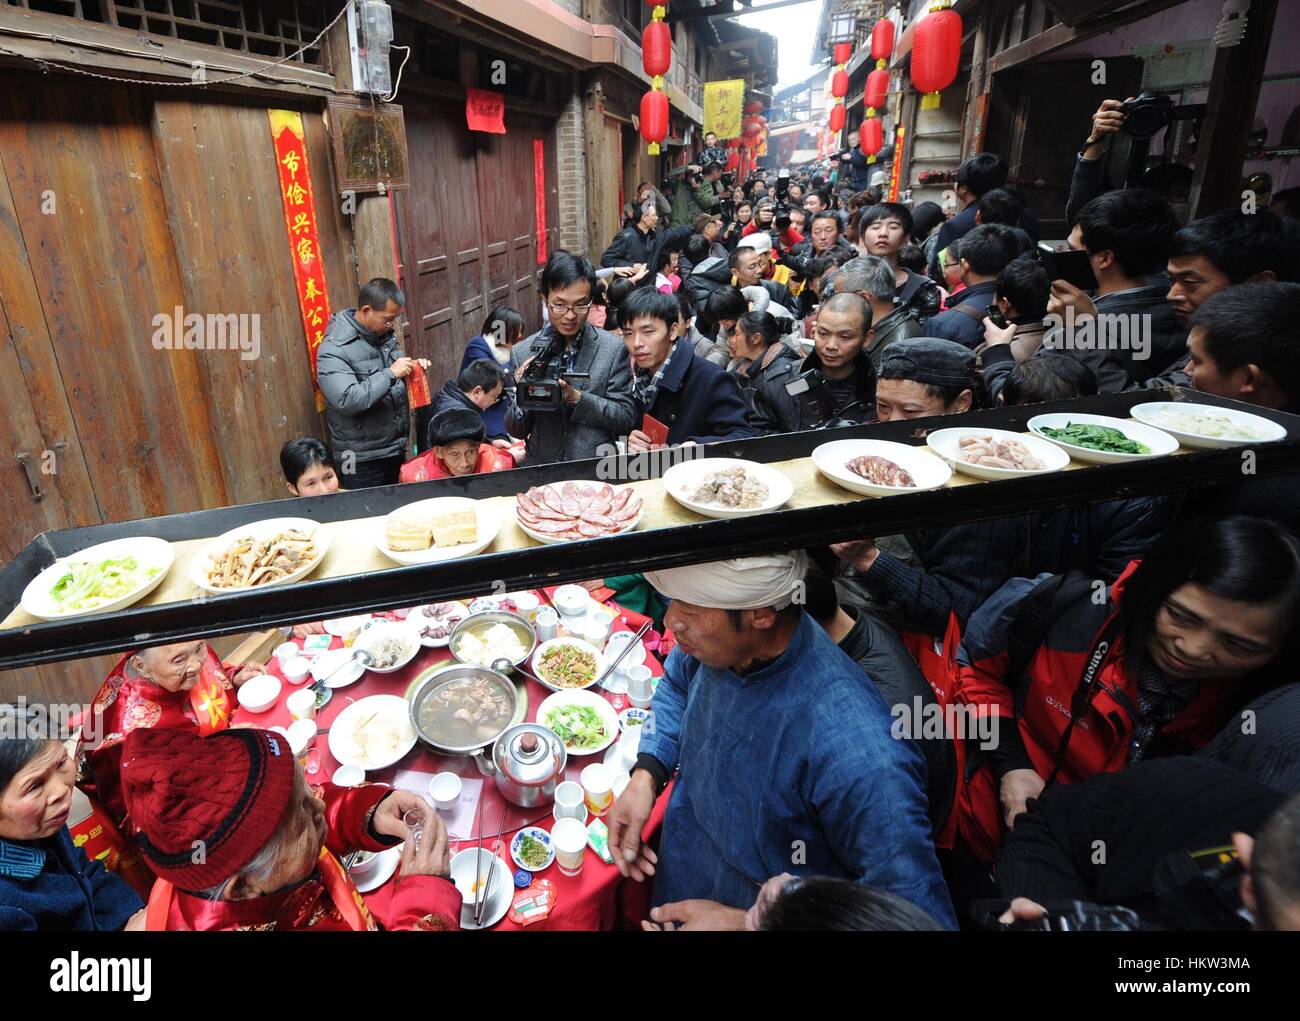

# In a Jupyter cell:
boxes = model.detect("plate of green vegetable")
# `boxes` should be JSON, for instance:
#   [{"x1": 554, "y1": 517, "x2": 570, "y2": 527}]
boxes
[
  {"x1": 510, "y1": 826, "x2": 555, "y2": 872},
  {"x1": 537, "y1": 689, "x2": 619, "y2": 756},
  {"x1": 1028, "y1": 413, "x2": 1179, "y2": 465},
  {"x1": 21, "y1": 537, "x2": 174, "y2": 620}
]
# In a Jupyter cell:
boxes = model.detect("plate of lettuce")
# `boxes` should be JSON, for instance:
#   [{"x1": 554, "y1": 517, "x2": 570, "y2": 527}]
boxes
[{"x1": 20, "y1": 537, "x2": 174, "y2": 620}]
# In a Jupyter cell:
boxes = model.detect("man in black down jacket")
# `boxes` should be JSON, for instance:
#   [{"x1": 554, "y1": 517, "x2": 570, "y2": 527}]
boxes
[
  {"x1": 751, "y1": 292, "x2": 877, "y2": 434},
  {"x1": 317, "y1": 278, "x2": 428, "y2": 488},
  {"x1": 601, "y1": 200, "x2": 659, "y2": 269}
]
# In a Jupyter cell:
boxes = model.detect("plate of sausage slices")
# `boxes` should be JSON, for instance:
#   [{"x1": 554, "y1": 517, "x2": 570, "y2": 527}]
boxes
[{"x1": 515, "y1": 481, "x2": 644, "y2": 544}]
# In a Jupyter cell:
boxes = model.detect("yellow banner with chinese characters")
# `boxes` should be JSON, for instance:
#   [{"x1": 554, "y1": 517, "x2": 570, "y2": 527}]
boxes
[
  {"x1": 703, "y1": 79, "x2": 746, "y2": 139},
  {"x1": 269, "y1": 108, "x2": 330, "y2": 412}
]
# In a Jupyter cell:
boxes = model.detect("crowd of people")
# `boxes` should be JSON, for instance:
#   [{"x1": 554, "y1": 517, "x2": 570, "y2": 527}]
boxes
[{"x1": 5, "y1": 98, "x2": 1300, "y2": 934}]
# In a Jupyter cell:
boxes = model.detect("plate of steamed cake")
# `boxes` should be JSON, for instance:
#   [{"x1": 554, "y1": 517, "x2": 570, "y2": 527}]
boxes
[{"x1": 377, "y1": 498, "x2": 498, "y2": 566}]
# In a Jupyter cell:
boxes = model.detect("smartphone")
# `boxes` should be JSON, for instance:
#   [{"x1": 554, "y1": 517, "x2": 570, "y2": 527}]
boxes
[{"x1": 1038, "y1": 242, "x2": 1098, "y2": 292}]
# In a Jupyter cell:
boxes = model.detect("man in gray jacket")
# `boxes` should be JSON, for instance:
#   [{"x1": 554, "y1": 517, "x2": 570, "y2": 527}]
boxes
[
  {"x1": 507, "y1": 253, "x2": 636, "y2": 465},
  {"x1": 316, "y1": 278, "x2": 429, "y2": 488}
]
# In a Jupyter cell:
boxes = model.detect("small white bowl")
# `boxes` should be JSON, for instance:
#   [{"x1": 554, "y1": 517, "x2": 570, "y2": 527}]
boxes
[
  {"x1": 286, "y1": 718, "x2": 316, "y2": 757},
  {"x1": 604, "y1": 630, "x2": 647, "y2": 670},
  {"x1": 282, "y1": 655, "x2": 312, "y2": 685},
  {"x1": 429, "y1": 772, "x2": 463, "y2": 813},
  {"x1": 553, "y1": 584, "x2": 589, "y2": 617},
  {"x1": 332, "y1": 764, "x2": 365, "y2": 787},
  {"x1": 236, "y1": 674, "x2": 281, "y2": 714}
]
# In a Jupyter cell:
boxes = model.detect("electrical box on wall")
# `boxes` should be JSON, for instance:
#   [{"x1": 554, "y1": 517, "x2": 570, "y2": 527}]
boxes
[{"x1": 347, "y1": 1, "x2": 395, "y2": 95}]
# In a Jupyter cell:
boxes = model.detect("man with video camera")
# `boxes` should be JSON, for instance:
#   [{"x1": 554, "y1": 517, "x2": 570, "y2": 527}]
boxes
[
  {"x1": 669, "y1": 161, "x2": 725, "y2": 228},
  {"x1": 506, "y1": 252, "x2": 636, "y2": 465}
]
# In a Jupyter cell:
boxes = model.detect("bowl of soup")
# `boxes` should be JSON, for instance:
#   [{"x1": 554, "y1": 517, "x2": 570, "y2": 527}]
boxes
[{"x1": 408, "y1": 664, "x2": 519, "y2": 755}]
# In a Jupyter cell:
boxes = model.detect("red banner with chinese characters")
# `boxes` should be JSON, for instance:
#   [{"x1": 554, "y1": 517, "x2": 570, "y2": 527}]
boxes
[
  {"x1": 534, "y1": 138, "x2": 548, "y2": 265},
  {"x1": 467, "y1": 87, "x2": 507, "y2": 134},
  {"x1": 269, "y1": 109, "x2": 330, "y2": 412},
  {"x1": 888, "y1": 125, "x2": 905, "y2": 203}
]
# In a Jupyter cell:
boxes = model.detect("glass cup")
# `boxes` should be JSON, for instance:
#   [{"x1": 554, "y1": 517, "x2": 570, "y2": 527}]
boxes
[
  {"x1": 581, "y1": 763, "x2": 614, "y2": 818},
  {"x1": 551, "y1": 817, "x2": 588, "y2": 876}
]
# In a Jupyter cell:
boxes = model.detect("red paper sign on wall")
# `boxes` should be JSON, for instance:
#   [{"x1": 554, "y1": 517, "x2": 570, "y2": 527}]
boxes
[
  {"x1": 268, "y1": 109, "x2": 330, "y2": 412},
  {"x1": 467, "y1": 87, "x2": 506, "y2": 134},
  {"x1": 534, "y1": 138, "x2": 548, "y2": 265}
]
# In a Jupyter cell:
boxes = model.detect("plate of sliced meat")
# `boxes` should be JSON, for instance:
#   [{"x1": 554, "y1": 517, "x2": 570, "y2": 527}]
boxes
[
  {"x1": 515, "y1": 481, "x2": 644, "y2": 544},
  {"x1": 926, "y1": 428, "x2": 1070, "y2": 481},
  {"x1": 812, "y1": 439, "x2": 952, "y2": 498}
]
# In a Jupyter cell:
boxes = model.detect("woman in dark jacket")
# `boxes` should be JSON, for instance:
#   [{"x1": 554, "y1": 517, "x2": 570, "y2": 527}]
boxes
[
  {"x1": 727, "y1": 311, "x2": 802, "y2": 421},
  {"x1": 458, "y1": 306, "x2": 523, "y2": 440},
  {"x1": 0, "y1": 704, "x2": 143, "y2": 931},
  {"x1": 621, "y1": 288, "x2": 752, "y2": 450},
  {"x1": 954, "y1": 515, "x2": 1300, "y2": 864}
]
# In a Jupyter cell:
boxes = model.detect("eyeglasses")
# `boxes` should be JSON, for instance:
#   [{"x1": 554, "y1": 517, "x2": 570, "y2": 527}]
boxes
[{"x1": 547, "y1": 300, "x2": 592, "y2": 317}]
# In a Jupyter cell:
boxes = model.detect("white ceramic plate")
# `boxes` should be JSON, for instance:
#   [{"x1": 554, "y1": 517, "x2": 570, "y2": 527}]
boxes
[
  {"x1": 409, "y1": 601, "x2": 470, "y2": 648},
  {"x1": 1129, "y1": 402, "x2": 1287, "y2": 450},
  {"x1": 510, "y1": 827, "x2": 555, "y2": 873},
  {"x1": 661, "y1": 457, "x2": 794, "y2": 519},
  {"x1": 309, "y1": 647, "x2": 366, "y2": 689},
  {"x1": 327, "y1": 694, "x2": 418, "y2": 770},
  {"x1": 811, "y1": 439, "x2": 953, "y2": 497},
  {"x1": 536, "y1": 688, "x2": 619, "y2": 756},
  {"x1": 20, "y1": 536, "x2": 174, "y2": 621},
  {"x1": 191, "y1": 517, "x2": 329, "y2": 595},
  {"x1": 351, "y1": 845, "x2": 402, "y2": 894},
  {"x1": 351, "y1": 621, "x2": 422, "y2": 674},
  {"x1": 925, "y1": 427, "x2": 1071, "y2": 481},
  {"x1": 515, "y1": 482, "x2": 643, "y2": 545},
  {"x1": 376, "y1": 497, "x2": 499, "y2": 566},
  {"x1": 323, "y1": 613, "x2": 373, "y2": 637},
  {"x1": 1028, "y1": 413, "x2": 1179, "y2": 465},
  {"x1": 530, "y1": 637, "x2": 605, "y2": 693}
]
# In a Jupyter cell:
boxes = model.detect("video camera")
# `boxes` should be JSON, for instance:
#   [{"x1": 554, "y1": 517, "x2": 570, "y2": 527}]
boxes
[{"x1": 516, "y1": 328, "x2": 591, "y2": 413}]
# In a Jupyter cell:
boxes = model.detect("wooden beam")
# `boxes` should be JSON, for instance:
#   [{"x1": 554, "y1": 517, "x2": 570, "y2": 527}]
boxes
[
  {"x1": 1189, "y1": 0, "x2": 1278, "y2": 219},
  {"x1": 987, "y1": 0, "x2": 1187, "y2": 75}
]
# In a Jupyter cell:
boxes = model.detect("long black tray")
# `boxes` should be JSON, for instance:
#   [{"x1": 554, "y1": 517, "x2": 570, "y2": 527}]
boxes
[{"x1": 1, "y1": 388, "x2": 1297, "y2": 668}]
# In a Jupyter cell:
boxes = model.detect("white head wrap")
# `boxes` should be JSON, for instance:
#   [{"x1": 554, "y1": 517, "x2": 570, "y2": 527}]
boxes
[{"x1": 645, "y1": 552, "x2": 807, "y2": 611}]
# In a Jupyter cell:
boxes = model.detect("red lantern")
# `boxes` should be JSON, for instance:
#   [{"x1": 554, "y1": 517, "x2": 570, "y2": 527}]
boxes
[
  {"x1": 831, "y1": 70, "x2": 849, "y2": 99},
  {"x1": 865, "y1": 68, "x2": 889, "y2": 111},
  {"x1": 726, "y1": 151, "x2": 740, "y2": 172},
  {"x1": 860, "y1": 117, "x2": 883, "y2": 156},
  {"x1": 871, "y1": 18, "x2": 895, "y2": 61},
  {"x1": 829, "y1": 104, "x2": 846, "y2": 133},
  {"x1": 833, "y1": 42, "x2": 852, "y2": 65},
  {"x1": 912, "y1": 6, "x2": 962, "y2": 109},
  {"x1": 745, "y1": 100, "x2": 764, "y2": 114},
  {"x1": 640, "y1": 89, "x2": 669, "y2": 154},
  {"x1": 642, "y1": 21, "x2": 671, "y2": 77}
]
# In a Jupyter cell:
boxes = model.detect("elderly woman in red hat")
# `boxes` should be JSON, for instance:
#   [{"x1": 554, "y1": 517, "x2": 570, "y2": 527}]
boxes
[{"x1": 120, "y1": 727, "x2": 461, "y2": 931}]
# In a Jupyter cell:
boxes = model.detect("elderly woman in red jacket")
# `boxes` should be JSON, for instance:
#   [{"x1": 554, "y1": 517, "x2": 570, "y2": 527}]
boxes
[
  {"x1": 122, "y1": 728, "x2": 461, "y2": 931},
  {"x1": 953, "y1": 515, "x2": 1300, "y2": 865}
]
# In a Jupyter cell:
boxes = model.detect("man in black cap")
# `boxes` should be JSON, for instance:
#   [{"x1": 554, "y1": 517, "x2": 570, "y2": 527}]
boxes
[
  {"x1": 399, "y1": 407, "x2": 516, "y2": 483},
  {"x1": 832, "y1": 338, "x2": 1020, "y2": 638}
]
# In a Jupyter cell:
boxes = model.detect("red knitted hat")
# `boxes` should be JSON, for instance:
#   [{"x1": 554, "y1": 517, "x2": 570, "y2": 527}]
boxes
[{"x1": 120, "y1": 727, "x2": 297, "y2": 892}]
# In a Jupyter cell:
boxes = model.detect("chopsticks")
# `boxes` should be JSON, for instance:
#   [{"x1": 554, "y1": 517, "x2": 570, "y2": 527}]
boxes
[
  {"x1": 476, "y1": 805, "x2": 510, "y2": 926},
  {"x1": 594, "y1": 620, "x2": 652, "y2": 688}
]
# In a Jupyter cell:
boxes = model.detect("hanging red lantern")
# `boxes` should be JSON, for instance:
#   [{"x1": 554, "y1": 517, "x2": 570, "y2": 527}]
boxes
[
  {"x1": 831, "y1": 70, "x2": 849, "y2": 99},
  {"x1": 726, "y1": 151, "x2": 740, "y2": 171},
  {"x1": 860, "y1": 116, "x2": 883, "y2": 156},
  {"x1": 640, "y1": 89, "x2": 669, "y2": 155},
  {"x1": 833, "y1": 42, "x2": 852, "y2": 65},
  {"x1": 865, "y1": 67, "x2": 889, "y2": 110},
  {"x1": 871, "y1": 18, "x2": 895, "y2": 61},
  {"x1": 829, "y1": 104, "x2": 846, "y2": 133},
  {"x1": 912, "y1": 4, "x2": 962, "y2": 110},
  {"x1": 642, "y1": 21, "x2": 671, "y2": 77},
  {"x1": 744, "y1": 100, "x2": 764, "y2": 115}
]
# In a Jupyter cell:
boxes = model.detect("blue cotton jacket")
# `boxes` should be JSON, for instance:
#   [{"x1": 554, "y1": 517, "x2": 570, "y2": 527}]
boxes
[
  {"x1": 0, "y1": 828, "x2": 142, "y2": 931},
  {"x1": 457, "y1": 334, "x2": 510, "y2": 439},
  {"x1": 638, "y1": 612, "x2": 957, "y2": 927},
  {"x1": 642, "y1": 339, "x2": 754, "y2": 446}
]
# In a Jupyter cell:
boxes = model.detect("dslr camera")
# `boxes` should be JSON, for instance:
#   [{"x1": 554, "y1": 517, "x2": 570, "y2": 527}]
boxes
[
  {"x1": 516, "y1": 329, "x2": 590, "y2": 413},
  {"x1": 1120, "y1": 91, "x2": 1178, "y2": 140}
]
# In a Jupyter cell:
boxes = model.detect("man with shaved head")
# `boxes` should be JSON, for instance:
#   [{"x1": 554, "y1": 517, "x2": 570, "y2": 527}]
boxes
[{"x1": 750, "y1": 291, "x2": 877, "y2": 433}]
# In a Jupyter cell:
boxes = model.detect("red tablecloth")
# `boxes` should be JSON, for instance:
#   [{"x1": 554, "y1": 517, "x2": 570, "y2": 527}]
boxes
[{"x1": 243, "y1": 594, "x2": 666, "y2": 931}]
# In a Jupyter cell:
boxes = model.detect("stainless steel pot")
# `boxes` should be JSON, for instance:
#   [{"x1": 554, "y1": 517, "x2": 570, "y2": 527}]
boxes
[
  {"x1": 476, "y1": 722, "x2": 567, "y2": 808},
  {"x1": 448, "y1": 611, "x2": 537, "y2": 670},
  {"x1": 408, "y1": 664, "x2": 518, "y2": 755}
]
